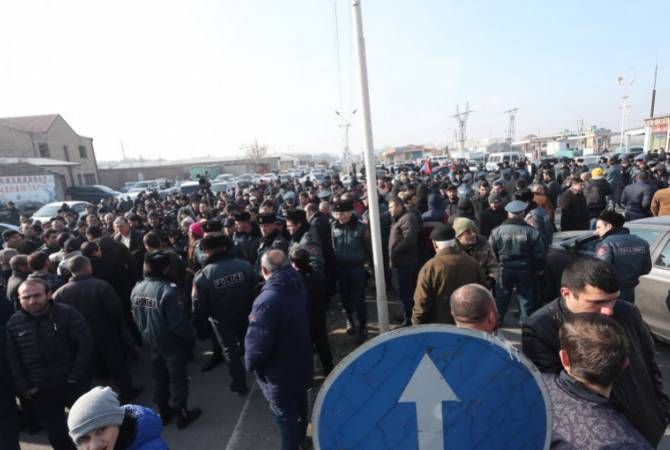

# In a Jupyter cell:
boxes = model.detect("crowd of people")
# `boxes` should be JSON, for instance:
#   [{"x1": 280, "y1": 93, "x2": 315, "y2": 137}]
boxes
[{"x1": 0, "y1": 150, "x2": 670, "y2": 449}]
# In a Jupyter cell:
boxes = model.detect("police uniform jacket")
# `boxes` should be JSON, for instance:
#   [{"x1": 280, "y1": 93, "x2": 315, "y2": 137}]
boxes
[
  {"x1": 131, "y1": 274, "x2": 194, "y2": 351},
  {"x1": 595, "y1": 228, "x2": 652, "y2": 292},
  {"x1": 489, "y1": 217, "x2": 546, "y2": 271},
  {"x1": 331, "y1": 219, "x2": 370, "y2": 266},
  {"x1": 621, "y1": 181, "x2": 653, "y2": 214},
  {"x1": 192, "y1": 253, "x2": 257, "y2": 328},
  {"x1": 288, "y1": 224, "x2": 325, "y2": 274},
  {"x1": 255, "y1": 230, "x2": 289, "y2": 273},
  {"x1": 233, "y1": 232, "x2": 261, "y2": 265}
]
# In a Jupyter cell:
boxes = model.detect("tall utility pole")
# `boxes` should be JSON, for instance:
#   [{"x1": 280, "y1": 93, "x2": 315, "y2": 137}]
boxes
[
  {"x1": 617, "y1": 75, "x2": 634, "y2": 152},
  {"x1": 352, "y1": 0, "x2": 389, "y2": 333},
  {"x1": 504, "y1": 108, "x2": 518, "y2": 142},
  {"x1": 650, "y1": 64, "x2": 659, "y2": 118},
  {"x1": 335, "y1": 109, "x2": 357, "y2": 174},
  {"x1": 451, "y1": 102, "x2": 473, "y2": 151}
]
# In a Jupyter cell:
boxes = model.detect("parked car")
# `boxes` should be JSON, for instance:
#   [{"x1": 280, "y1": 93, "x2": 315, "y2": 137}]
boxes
[
  {"x1": 211, "y1": 181, "x2": 235, "y2": 196},
  {"x1": 178, "y1": 181, "x2": 201, "y2": 197},
  {"x1": 66, "y1": 185, "x2": 121, "y2": 203},
  {"x1": 31, "y1": 201, "x2": 90, "y2": 224},
  {"x1": 214, "y1": 173, "x2": 235, "y2": 183},
  {"x1": 542, "y1": 216, "x2": 670, "y2": 342}
]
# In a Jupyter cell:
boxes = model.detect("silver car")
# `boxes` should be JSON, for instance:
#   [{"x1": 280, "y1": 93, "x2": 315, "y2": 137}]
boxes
[{"x1": 546, "y1": 216, "x2": 670, "y2": 342}]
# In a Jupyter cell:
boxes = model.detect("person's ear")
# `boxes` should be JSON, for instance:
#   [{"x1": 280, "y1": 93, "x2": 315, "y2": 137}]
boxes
[
  {"x1": 559, "y1": 287, "x2": 572, "y2": 300},
  {"x1": 559, "y1": 349, "x2": 571, "y2": 372}
]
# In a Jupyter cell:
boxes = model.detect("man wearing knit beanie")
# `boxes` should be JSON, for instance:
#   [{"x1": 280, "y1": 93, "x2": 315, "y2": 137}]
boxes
[
  {"x1": 451, "y1": 218, "x2": 499, "y2": 290},
  {"x1": 594, "y1": 210, "x2": 651, "y2": 303},
  {"x1": 68, "y1": 387, "x2": 125, "y2": 445}
]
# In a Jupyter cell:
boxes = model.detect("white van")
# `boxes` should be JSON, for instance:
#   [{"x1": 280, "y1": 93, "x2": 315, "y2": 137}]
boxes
[{"x1": 485, "y1": 152, "x2": 525, "y2": 171}]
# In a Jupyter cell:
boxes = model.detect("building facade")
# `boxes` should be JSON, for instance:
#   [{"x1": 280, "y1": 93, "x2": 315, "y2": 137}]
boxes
[{"x1": 0, "y1": 114, "x2": 99, "y2": 187}]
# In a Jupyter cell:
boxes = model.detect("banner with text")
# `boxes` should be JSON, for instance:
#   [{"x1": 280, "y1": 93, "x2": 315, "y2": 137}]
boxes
[{"x1": 0, "y1": 175, "x2": 57, "y2": 203}]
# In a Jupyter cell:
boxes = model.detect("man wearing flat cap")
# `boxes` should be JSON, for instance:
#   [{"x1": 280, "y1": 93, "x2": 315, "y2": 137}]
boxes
[
  {"x1": 332, "y1": 199, "x2": 371, "y2": 341},
  {"x1": 489, "y1": 200, "x2": 546, "y2": 326},
  {"x1": 285, "y1": 209, "x2": 325, "y2": 274},
  {"x1": 594, "y1": 210, "x2": 651, "y2": 303},
  {"x1": 412, "y1": 224, "x2": 484, "y2": 325}
]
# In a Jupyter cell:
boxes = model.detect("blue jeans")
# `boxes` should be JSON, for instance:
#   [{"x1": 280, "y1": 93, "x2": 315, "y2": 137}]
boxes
[
  {"x1": 336, "y1": 265, "x2": 367, "y2": 324},
  {"x1": 269, "y1": 393, "x2": 308, "y2": 450},
  {"x1": 393, "y1": 264, "x2": 418, "y2": 323},
  {"x1": 495, "y1": 268, "x2": 537, "y2": 325}
]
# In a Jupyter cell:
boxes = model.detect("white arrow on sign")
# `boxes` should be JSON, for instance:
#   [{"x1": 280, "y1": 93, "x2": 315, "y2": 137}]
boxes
[{"x1": 399, "y1": 353, "x2": 460, "y2": 450}]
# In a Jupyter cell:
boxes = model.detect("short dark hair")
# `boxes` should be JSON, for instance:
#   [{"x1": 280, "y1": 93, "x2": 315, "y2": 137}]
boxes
[
  {"x1": 143, "y1": 231, "x2": 162, "y2": 250},
  {"x1": 561, "y1": 258, "x2": 619, "y2": 294},
  {"x1": 57, "y1": 232, "x2": 73, "y2": 249},
  {"x1": 69, "y1": 255, "x2": 91, "y2": 275},
  {"x1": 86, "y1": 225, "x2": 102, "y2": 239},
  {"x1": 81, "y1": 241, "x2": 100, "y2": 257},
  {"x1": 559, "y1": 313, "x2": 629, "y2": 387},
  {"x1": 289, "y1": 248, "x2": 311, "y2": 272},
  {"x1": 42, "y1": 228, "x2": 58, "y2": 241},
  {"x1": 28, "y1": 251, "x2": 49, "y2": 271}
]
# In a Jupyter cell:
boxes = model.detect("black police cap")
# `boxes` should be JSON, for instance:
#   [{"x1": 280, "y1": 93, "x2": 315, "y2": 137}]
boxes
[
  {"x1": 257, "y1": 213, "x2": 277, "y2": 224},
  {"x1": 429, "y1": 224, "x2": 455, "y2": 241},
  {"x1": 285, "y1": 210, "x2": 306, "y2": 223},
  {"x1": 201, "y1": 220, "x2": 223, "y2": 233},
  {"x1": 333, "y1": 199, "x2": 354, "y2": 212}
]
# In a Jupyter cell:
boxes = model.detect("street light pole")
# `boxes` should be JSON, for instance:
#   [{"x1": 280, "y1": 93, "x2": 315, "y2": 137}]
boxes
[
  {"x1": 335, "y1": 109, "x2": 357, "y2": 175},
  {"x1": 352, "y1": 0, "x2": 389, "y2": 333},
  {"x1": 617, "y1": 76, "x2": 634, "y2": 153}
]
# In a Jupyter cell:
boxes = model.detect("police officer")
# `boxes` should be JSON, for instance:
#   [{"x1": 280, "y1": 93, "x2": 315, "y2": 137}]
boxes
[
  {"x1": 332, "y1": 199, "x2": 371, "y2": 342},
  {"x1": 286, "y1": 210, "x2": 325, "y2": 274},
  {"x1": 594, "y1": 210, "x2": 652, "y2": 303},
  {"x1": 489, "y1": 200, "x2": 546, "y2": 325},
  {"x1": 193, "y1": 233, "x2": 257, "y2": 396},
  {"x1": 254, "y1": 213, "x2": 289, "y2": 274},
  {"x1": 130, "y1": 251, "x2": 201, "y2": 429},
  {"x1": 233, "y1": 212, "x2": 261, "y2": 265}
]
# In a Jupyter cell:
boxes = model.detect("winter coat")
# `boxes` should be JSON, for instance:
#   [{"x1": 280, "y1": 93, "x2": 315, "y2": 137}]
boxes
[
  {"x1": 489, "y1": 218, "x2": 546, "y2": 271},
  {"x1": 621, "y1": 181, "x2": 653, "y2": 215},
  {"x1": 651, "y1": 187, "x2": 670, "y2": 216},
  {"x1": 131, "y1": 275, "x2": 194, "y2": 352},
  {"x1": 412, "y1": 246, "x2": 484, "y2": 325},
  {"x1": 388, "y1": 209, "x2": 420, "y2": 268},
  {"x1": 6, "y1": 302, "x2": 93, "y2": 393},
  {"x1": 544, "y1": 372, "x2": 652, "y2": 450},
  {"x1": 124, "y1": 404, "x2": 168, "y2": 450},
  {"x1": 559, "y1": 189, "x2": 589, "y2": 231},
  {"x1": 522, "y1": 297, "x2": 670, "y2": 447},
  {"x1": 583, "y1": 177, "x2": 612, "y2": 218},
  {"x1": 244, "y1": 267, "x2": 313, "y2": 403},
  {"x1": 53, "y1": 274, "x2": 124, "y2": 342}
]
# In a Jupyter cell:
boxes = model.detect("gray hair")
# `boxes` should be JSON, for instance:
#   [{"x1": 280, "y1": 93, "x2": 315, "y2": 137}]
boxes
[
  {"x1": 113, "y1": 216, "x2": 128, "y2": 226},
  {"x1": 261, "y1": 249, "x2": 288, "y2": 275},
  {"x1": 450, "y1": 284, "x2": 497, "y2": 324}
]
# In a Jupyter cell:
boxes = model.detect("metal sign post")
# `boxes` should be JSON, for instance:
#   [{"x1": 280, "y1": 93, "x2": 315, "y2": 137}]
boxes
[{"x1": 352, "y1": 0, "x2": 389, "y2": 333}]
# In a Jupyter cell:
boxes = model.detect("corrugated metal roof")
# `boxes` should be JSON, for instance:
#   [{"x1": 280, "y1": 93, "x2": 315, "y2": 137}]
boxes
[{"x1": 0, "y1": 114, "x2": 60, "y2": 133}]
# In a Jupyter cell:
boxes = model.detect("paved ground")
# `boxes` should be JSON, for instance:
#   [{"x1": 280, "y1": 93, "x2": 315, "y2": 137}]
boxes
[{"x1": 19, "y1": 293, "x2": 670, "y2": 449}]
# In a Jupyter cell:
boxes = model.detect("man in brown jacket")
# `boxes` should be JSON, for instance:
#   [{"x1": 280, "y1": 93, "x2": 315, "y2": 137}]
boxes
[
  {"x1": 650, "y1": 185, "x2": 670, "y2": 216},
  {"x1": 388, "y1": 197, "x2": 420, "y2": 326},
  {"x1": 412, "y1": 224, "x2": 485, "y2": 325}
]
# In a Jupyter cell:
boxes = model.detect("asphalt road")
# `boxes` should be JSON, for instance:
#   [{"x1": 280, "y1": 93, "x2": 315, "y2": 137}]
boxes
[{"x1": 19, "y1": 295, "x2": 670, "y2": 449}]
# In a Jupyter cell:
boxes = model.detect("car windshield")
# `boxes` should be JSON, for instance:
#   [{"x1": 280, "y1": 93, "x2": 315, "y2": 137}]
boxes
[
  {"x1": 94, "y1": 185, "x2": 116, "y2": 193},
  {"x1": 33, "y1": 205, "x2": 60, "y2": 217}
]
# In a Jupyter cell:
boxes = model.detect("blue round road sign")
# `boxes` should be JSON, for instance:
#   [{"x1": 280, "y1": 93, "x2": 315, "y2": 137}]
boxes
[{"x1": 313, "y1": 325, "x2": 551, "y2": 450}]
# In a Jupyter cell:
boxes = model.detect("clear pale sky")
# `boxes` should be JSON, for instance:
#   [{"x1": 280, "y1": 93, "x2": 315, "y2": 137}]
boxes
[{"x1": 1, "y1": 0, "x2": 668, "y2": 161}]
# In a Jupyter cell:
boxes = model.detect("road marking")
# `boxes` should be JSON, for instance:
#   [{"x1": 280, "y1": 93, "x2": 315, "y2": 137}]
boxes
[
  {"x1": 224, "y1": 381, "x2": 257, "y2": 450},
  {"x1": 399, "y1": 353, "x2": 460, "y2": 450}
]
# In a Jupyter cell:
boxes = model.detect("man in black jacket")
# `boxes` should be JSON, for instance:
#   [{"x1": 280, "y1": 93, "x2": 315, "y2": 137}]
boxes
[
  {"x1": 6, "y1": 278, "x2": 93, "y2": 450},
  {"x1": 558, "y1": 177, "x2": 589, "y2": 231},
  {"x1": 522, "y1": 258, "x2": 669, "y2": 447},
  {"x1": 53, "y1": 256, "x2": 141, "y2": 403},
  {"x1": 0, "y1": 292, "x2": 19, "y2": 450}
]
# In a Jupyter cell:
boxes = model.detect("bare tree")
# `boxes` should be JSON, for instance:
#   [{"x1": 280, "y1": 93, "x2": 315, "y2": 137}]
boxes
[{"x1": 242, "y1": 139, "x2": 268, "y2": 171}]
